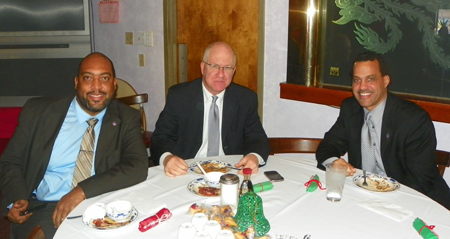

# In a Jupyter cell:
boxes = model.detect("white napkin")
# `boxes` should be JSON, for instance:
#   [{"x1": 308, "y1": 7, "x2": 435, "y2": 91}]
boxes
[
  {"x1": 358, "y1": 199, "x2": 413, "y2": 222},
  {"x1": 119, "y1": 192, "x2": 166, "y2": 215}
]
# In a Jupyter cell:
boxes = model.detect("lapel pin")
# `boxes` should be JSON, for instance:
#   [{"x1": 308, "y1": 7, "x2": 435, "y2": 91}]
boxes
[
  {"x1": 386, "y1": 133, "x2": 390, "y2": 139},
  {"x1": 112, "y1": 121, "x2": 117, "y2": 126}
]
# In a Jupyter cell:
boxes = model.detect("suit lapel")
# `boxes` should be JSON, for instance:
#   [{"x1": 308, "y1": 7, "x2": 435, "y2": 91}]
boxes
[
  {"x1": 95, "y1": 102, "x2": 120, "y2": 168},
  {"x1": 380, "y1": 94, "x2": 394, "y2": 159},
  {"x1": 221, "y1": 85, "x2": 237, "y2": 143},
  {"x1": 36, "y1": 98, "x2": 72, "y2": 168}
]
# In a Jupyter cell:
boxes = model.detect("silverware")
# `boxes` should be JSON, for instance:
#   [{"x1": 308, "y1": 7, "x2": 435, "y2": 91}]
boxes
[
  {"x1": 66, "y1": 215, "x2": 82, "y2": 219},
  {"x1": 362, "y1": 170, "x2": 368, "y2": 187}
]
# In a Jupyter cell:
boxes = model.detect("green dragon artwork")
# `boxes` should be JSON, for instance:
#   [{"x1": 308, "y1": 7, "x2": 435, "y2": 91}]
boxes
[{"x1": 333, "y1": 0, "x2": 450, "y2": 69}]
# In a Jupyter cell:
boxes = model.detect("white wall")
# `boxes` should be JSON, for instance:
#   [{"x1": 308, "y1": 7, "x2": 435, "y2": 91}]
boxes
[
  {"x1": 261, "y1": 0, "x2": 450, "y2": 183},
  {"x1": 91, "y1": 0, "x2": 165, "y2": 132},
  {"x1": 89, "y1": 0, "x2": 450, "y2": 183}
]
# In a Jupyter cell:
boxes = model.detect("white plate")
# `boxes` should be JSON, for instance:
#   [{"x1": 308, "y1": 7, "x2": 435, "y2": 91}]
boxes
[
  {"x1": 188, "y1": 160, "x2": 232, "y2": 175},
  {"x1": 187, "y1": 178, "x2": 220, "y2": 197},
  {"x1": 353, "y1": 173, "x2": 400, "y2": 192},
  {"x1": 82, "y1": 207, "x2": 138, "y2": 230}
]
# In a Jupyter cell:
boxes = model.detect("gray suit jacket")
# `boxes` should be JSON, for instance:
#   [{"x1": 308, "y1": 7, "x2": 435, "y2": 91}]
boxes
[
  {"x1": 316, "y1": 93, "x2": 450, "y2": 209},
  {"x1": 0, "y1": 96, "x2": 148, "y2": 213},
  {"x1": 151, "y1": 78, "x2": 269, "y2": 164}
]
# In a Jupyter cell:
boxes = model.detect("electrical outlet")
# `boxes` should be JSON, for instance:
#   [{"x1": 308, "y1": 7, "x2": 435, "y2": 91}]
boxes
[
  {"x1": 145, "y1": 31, "x2": 153, "y2": 47},
  {"x1": 125, "y1": 32, "x2": 134, "y2": 45},
  {"x1": 139, "y1": 54, "x2": 145, "y2": 67},
  {"x1": 136, "y1": 31, "x2": 145, "y2": 45}
]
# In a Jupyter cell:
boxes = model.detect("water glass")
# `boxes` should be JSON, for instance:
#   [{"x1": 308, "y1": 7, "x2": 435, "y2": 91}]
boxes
[{"x1": 325, "y1": 162, "x2": 348, "y2": 202}]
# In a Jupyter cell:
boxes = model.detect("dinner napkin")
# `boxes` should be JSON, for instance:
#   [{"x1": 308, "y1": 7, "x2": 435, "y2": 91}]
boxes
[
  {"x1": 358, "y1": 199, "x2": 413, "y2": 222},
  {"x1": 413, "y1": 217, "x2": 439, "y2": 239},
  {"x1": 253, "y1": 181, "x2": 273, "y2": 193},
  {"x1": 119, "y1": 192, "x2": 166, "y2": 215}
]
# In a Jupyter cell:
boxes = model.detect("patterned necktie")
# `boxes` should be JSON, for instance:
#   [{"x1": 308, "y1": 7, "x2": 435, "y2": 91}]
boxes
[
  {"x1": 361, "y1": 114, "x2": 378, "y2": 174},
  {"x1": 207, "y1": 96, "x2": 220, "y2": 156},
  {"x1": 72, "y1": 118, "x2": 98, "y2": 188}
]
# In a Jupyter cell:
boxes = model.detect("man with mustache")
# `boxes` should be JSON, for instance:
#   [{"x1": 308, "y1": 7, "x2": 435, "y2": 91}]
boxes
[
  {"x1": 0, "y1": 52, "x2": 148, "y2": 238},
  {"x1": 316, "y1": 51, "x2": 450, "y2": 209}
]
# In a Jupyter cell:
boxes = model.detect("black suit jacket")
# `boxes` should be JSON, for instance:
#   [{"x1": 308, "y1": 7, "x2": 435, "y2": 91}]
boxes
[
  {"x1": 316, "y1": 93, "x2": 450, "y2": 209},
  {"x1": 0, "y1": 96, "x2": 148, "y2": 213},
  {"x1": 151, "y1": 78, "x2": 269, "y2": 164}
]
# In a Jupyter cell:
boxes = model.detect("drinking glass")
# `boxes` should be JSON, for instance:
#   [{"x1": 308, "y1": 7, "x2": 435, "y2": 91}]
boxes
[{"x1": 325, "y1": 162, "x2": 348, "y2": 202}]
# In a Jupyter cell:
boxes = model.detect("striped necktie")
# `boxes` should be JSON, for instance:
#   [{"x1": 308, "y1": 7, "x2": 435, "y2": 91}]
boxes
[{"x1": 72, "y1": 118, "x2": 98, "y2": 188}]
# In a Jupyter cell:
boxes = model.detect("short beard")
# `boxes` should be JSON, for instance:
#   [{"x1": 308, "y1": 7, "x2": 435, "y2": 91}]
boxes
[{"x1": 76, "y1": 92, "x2": 111, "y2": 113}]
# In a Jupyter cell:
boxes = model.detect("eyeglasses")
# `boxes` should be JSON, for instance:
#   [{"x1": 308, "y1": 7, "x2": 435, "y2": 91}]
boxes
[{"x1": 203, "y1": 61, "x2": 235, "y2": 72}]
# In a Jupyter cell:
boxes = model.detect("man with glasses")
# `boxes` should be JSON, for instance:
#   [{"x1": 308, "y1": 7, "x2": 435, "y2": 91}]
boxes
[{"x1": 151, "y1": 42, "x2": 269, "y2": 177}]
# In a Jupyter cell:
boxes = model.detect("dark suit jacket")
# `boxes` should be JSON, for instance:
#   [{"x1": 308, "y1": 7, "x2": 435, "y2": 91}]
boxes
[
  {"x1": 0, "y1": 96, "x2": 148, "y2": 213},
  {"x1": 151, "y1": 78, "x2": 269, "y2": 164},
  {"x1": 316, "y1": 93, "x2": 450, "y2": 209}
]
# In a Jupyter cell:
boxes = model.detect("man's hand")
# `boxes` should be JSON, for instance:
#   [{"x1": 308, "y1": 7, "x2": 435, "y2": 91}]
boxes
[
  {"x1": 334, "y1": 158, "x2": 356, "y2": 176},
  {"x1": 52, "y1": 186, "x2": 86, "y2": 228},
  {"x1": 163, "y1": 154, "x2": 188, "y2": 177},
  {"x1": 234, "y1": 154, "x2": 260, "y2": 174},
  {"x1": 7, "y1": 199, "x2": 32, "y2": 224}
]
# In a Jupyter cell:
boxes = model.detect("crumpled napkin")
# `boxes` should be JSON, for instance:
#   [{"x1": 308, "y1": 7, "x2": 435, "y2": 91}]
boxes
[
  {"x1": 413, "y1": 217, "x2": 439, "y2": 239},
  {"x1": 119, "y1": 192, "x2": 166, "y2": 215},
  {"x1": 358, "y1": 199, "x2": 413, "y2": 222}
]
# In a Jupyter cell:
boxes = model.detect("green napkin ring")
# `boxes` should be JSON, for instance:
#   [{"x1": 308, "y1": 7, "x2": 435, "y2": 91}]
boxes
[
  {"x1": 413, "y1": 217, "x2": 438, "y2": 239},
  {"x1": 304, "y1": 174, "x2": 325, "y2": 192}
]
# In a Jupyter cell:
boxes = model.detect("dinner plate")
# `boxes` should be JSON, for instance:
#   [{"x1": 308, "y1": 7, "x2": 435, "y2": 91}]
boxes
[
  {"x1": 187, "y1": 178, "x2": 220, "y2": 197},
  {"x1": 188, "y1": 160, "x2": 232, "y2": 175},
  {"x1": 82, "y1": 207, "x2": 138, "y2": 230},
  {"x1": 353, "y1": 173, "x2": 400, "y2": 192}
]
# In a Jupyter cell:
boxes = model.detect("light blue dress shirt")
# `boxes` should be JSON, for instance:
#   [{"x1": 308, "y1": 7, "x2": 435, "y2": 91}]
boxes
[{"x1": 35, "y1": 97, "x2": 105, "y2": 201}]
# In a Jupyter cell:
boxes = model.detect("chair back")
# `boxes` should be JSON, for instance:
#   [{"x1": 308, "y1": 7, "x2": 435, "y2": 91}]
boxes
[
  {"x1": 268, "y1": 138, "x2": 322, "y2": 155},
  {"x1": 115, "y1": 78, "x2": 152, "y2": 149},
  {"x1": 436, "y1": 150, "x2": 450, "y2": 177},
  {"x1": 115, "y1": 78, "x2": 148, "y2": 132}
]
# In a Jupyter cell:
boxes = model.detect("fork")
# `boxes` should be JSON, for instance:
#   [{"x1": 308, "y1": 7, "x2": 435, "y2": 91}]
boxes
[{"x1": 362, "y1": 170, "x2": 368, "y2": 187}]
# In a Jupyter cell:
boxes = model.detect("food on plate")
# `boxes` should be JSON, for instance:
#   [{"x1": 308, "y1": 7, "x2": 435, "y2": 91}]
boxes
[
  {"x1": 367, "y1": 177, "x2": 391, "y2": 191},
  {"x1": 186, "y1": 203, "x2": 268, "y2": 239},
  {"x1": 92, "y1": 217, "x2": 131, "y2": 229},
  {"x1": 198, "y1": 186, "x2": 220, "y2": 196},
  {"x1": 197, "y1": 162, "x2": 228, "y2": 173}
]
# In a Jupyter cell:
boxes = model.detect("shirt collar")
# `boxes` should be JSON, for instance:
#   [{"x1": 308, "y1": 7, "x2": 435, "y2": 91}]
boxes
[
  {"x1": 201, "y1": 81, "x2": 226, "y2": 102},
  {"x1": 73, "y1": 97, "x2": 106, "y2": 125},
  {"x1": 363, "y1": 97, "x2": 386, "y2": 125}
]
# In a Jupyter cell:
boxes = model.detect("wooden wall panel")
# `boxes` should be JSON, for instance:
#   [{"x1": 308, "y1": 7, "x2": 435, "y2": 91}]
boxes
[{"x1": 177, "y1": 0, "x2": 259, "y2": 92}]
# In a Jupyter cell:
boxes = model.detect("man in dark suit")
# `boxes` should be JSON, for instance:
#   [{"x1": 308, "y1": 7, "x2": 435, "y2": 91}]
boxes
[
  {"x1": 151, "y1": 42, "x2": 269, "y2": 177},
  {"x1": 0, "y1": 52, "x2": 148, "y2": 238},
  {"x1": 316, "y1": 51, "x2": 450, "y2": 209}
]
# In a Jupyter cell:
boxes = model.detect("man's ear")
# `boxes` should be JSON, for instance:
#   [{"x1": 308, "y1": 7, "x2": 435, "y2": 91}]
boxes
[{"x1": 383, "y1": 75, "x2": 390, "y2": 88}]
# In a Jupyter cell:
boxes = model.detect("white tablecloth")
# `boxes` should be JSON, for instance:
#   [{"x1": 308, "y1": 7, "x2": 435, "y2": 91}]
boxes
[{"x1": 54, "y1": 155, "x2": 450, "y2": 239}]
